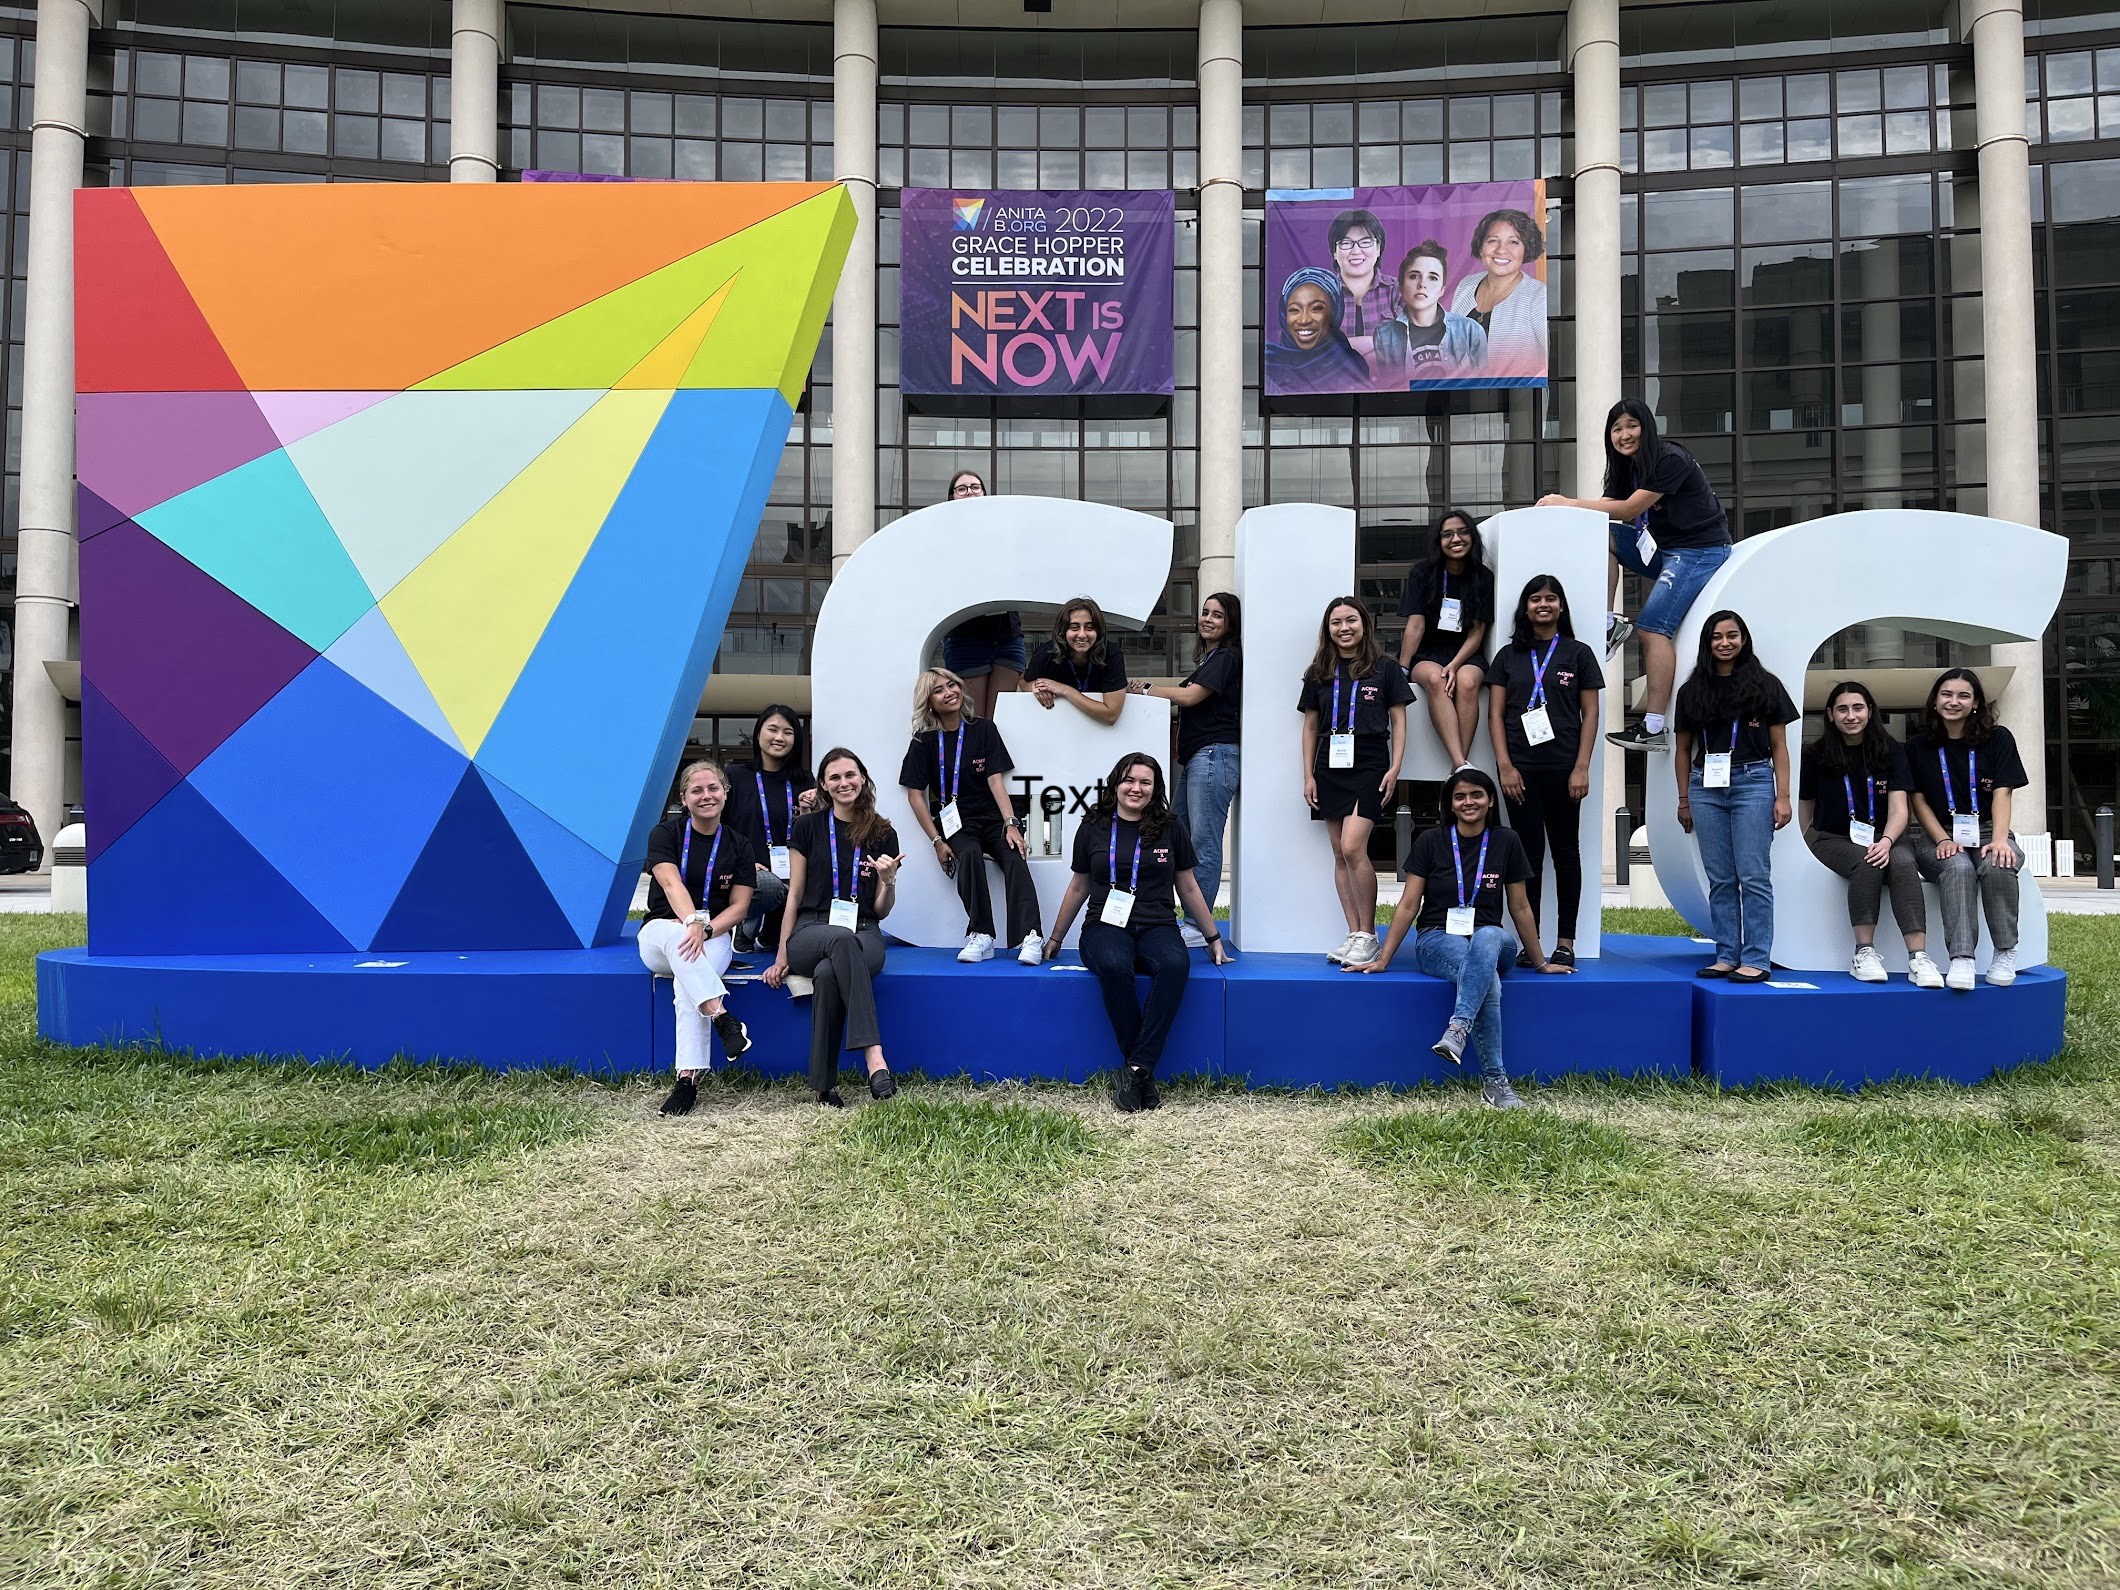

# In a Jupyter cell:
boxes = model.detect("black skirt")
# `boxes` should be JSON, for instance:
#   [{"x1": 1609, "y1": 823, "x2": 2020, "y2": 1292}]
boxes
[{"x1": 1311, "y1": 759, "x2": 1394, "y2": 822}]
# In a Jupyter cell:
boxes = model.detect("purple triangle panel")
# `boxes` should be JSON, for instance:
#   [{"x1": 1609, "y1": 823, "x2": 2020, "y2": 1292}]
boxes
[
  {"x1": 77, "y1": 483, "x2": 132, "y2": 542},
  {"x1": 81, "y1": 681, "x2": 184, "y2": 864},
  {"x1": 76, "y1": 390, "x2": 285, "y2": 520},
  {"x1": 371, "y1": 766, "x2": 579, "y2": 951},
  {"x1": 79, "y1": 522, "x2": 317, "y2": 777}
]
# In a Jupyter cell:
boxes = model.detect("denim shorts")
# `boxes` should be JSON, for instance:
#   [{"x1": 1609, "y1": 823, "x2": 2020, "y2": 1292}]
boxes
[
  {"x1": 941, "y1": 620, "x2": 1028, "y2": 679},
  {"x1": 1609, "y1": 525, "x2": 1731, "y2": 638}
]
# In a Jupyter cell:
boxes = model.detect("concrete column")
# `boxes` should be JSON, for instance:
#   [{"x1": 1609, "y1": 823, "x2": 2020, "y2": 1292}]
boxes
[
  {"x1": 829, "y1": 0, "x2": 877, "y2": 571},
  {"x1": 1195, "y1": 0, "x2": 1243, "y2": 597},
  {"x1": 449, "y1": 0, "x2": 501, "y2": 182},
  {"x1": 1967, "y1": 0, "x2": 2048, "y2": 831},
  {"x1": 10, "y1": 0, "x2": 95, "y2": 851}
]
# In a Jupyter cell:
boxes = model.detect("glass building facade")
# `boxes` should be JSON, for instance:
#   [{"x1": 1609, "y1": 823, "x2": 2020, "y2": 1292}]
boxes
[{"x1": 11, "y1": 0, "x2": 2120, "y2": 852}]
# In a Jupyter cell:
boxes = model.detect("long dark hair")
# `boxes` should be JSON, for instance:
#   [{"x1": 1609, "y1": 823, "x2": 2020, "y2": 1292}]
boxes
[
  {"x1": 1924, "y1": 667, "x2": 1996, "y2": 747},
  {"x1": 1200, "y1": 590, "x2": 1242, "y2": 659},
  {"x1": 814, "y1": 746, "x2": 888, "y2": 853},
  {"x1": 1601, "y1": 397, "x2": 1667, "y2": 503},
  {"x1": 1090, "y1": 751, "x2": 1173, "y2": 843},
  {"x1": 1443, "y1": 766, "x2": 1502, "y2": 834},
  {"x1": 1304, "y1": 595, "x2": 1383, "y2": 685},
  {"x1": 748, "y1": 703, "x2": 809, "y2": 777},
  {"x1": 1673, "y1": 609, "x2": 1784, "y2": 726},
  {"x1": 1810, "y1": 680, "x2": 1894, "y2": 778},
  {"x1": 1508, "y1": 573, "x2": 1576, "y2": 649},
  {"x1": 1406, "y1": 508, "x2": 1494, "y2": 628},
  {"x1": 1048, "y1": 596, "x2": 1109, "y2": 670}
]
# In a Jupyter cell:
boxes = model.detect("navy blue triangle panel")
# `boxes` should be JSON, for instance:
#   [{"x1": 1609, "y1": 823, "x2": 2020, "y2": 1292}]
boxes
[
  {"x1": 370, "y1": 765, "x2": 580, "y2": 951},
  {"x1": 87, "y1": 778, "x2": 354, "y2": 955}
]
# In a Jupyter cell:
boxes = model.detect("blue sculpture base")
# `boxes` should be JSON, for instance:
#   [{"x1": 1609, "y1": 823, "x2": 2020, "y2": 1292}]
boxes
[{"x1": 36, "y1": 931, "x2": 2067, "y2": 1091}]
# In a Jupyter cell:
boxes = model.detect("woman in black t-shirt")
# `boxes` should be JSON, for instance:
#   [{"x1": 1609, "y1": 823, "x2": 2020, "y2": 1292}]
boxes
[
  {"x1": 721, "y1": 703, "x2": 819, "y2": 953},
  {"x1": 1486, "y1": 574, "x2": 1603, "y2": 966},
  {"x1": 1020, "y1": 596, "x2": 1128, "y2": 726},
  {"x1": 639, "y1": 759, "x2": 758, "y2": 1117},
  {"x1": 1395, "y1": 508, "x2": 1495, "y2": 769},
  {"x1": 1130, "y1": 591, "x2": 1242, "y2": 916},
  {"x1": 764, "y1": 747, "x2": 904, "y2": 1106},
  {"x1": 1904, "y1": 668, "x2": 2030, "y2": 990},
  {"x1": 1042, "y1": 752, "x2": 1230, "y2": 1113},
  {"x1": 1672, "y1": 610, "x2": 1799, "y2": 983},
  {"x1": 1299, "y1": 595, "x2": 1415, "y2": 968},
  {"x1": 1349, "y1": 767, "x2": 1570, "y2": 1108},
  {"x1": 937, "y1": 469, "x2": 1026, "y2": 719},
  {"x1": 1798, "y1": 680, "x2": 1938, "y2": 988}
]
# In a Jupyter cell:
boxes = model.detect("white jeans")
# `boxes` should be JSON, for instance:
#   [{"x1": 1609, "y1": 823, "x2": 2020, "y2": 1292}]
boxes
[{"x1": 637, "y1": 918, "x2": 734, "y2": 1076}]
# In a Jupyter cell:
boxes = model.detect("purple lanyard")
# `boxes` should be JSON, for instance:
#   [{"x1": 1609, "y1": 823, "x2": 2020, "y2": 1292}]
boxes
[
  {"x1": 1526, "y1": 637, "x2": 1559, "y2": 711},
  {"x1": 1843, "y1": 775, "x2": 1875, "y2": 825},
  {"x1": 1330, "y1": 667, "x2": 1356, "y2": 735},
  {"x1": 1939, "y1": 748, "x2": 1978, "y2": 818},
  {"x1": 1449, "y1": 826, "x2": 1492, "y2": 910},
  {"x1": 755, "y1": 771, "x2": 795, "y2": 847},
  {"x1": 1108, "y1": 821, "x2": 1143, "y2": 894},
  {"x1": 827, "y1": 813, "x2": 862, "y2": 903},
  {"x1": 935, "y1": 724, "x2": 967, "y2": 804},
  {"x1": 680, "y1": 822, "x2": 723, "y2": 908}
]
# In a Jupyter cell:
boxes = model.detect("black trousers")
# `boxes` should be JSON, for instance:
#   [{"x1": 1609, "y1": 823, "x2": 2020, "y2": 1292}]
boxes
[
  {"x1": 785, "y1": 917, "x2": 887, "y2": 1094},
  {"x1": 1502, "y1": 767, "x2": 1584, "y2": 940},
  {"x1": 946, "y1": 815, "x2": 1042, "y2": 943},
  {"x1": 1079, "y1": 921, "x2": 1191, "y2": 1073}
]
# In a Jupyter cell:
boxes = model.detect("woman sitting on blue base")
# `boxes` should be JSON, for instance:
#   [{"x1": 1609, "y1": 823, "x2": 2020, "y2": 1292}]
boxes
[
  {"x1": 1041, "y1": 752, "x2": 1230, "y2": 1114},
  {"x1": 1350, "y1": 767, "x2": 1569, "y2": 1109},
  {"x1": 639, "y1": 759, "x2": 756, "y2": 1118},
  {"x1": 721, "y1": 703, "x2": 818, "y2": 953}
]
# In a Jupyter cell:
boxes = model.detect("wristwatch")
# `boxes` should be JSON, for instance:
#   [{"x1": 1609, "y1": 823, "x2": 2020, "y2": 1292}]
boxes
[{"x1": 686, "y1": 911, "x2": 711, "y2": 931}]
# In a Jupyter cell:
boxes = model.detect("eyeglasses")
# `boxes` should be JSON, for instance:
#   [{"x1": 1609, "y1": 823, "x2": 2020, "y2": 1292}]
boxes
[
  {"x1": 951, "y1": 482, "x2": 984, "y2": 496},
  {"x1": 1333, "y1": 235, "x2": 1377, "y2": 253}
]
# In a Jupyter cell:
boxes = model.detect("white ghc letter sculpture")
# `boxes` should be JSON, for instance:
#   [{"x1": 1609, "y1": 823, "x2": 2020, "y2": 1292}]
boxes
[
  {"x1": 1645, "y1": 509, "x2": 2065, "y2": 974},
  {"x1": 810, "y1": 495, "x2": 1174, "y2": 949}
]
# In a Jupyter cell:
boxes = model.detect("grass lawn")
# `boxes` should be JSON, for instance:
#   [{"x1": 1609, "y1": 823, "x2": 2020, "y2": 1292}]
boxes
[{"x1": 4, "y1": 910, "x2": 2117, "y2": 1588}]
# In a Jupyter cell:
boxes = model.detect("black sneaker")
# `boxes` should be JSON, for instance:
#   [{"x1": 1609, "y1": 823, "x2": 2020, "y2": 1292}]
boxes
[
  {"x1": 658, "y1": 1076, "x2": 698, "y2": 1117},
  {"x1": 1136, "y1": 1065, "x2": 1161, "y2": 1110},
  {"x1": 1605, "y1": 614, "x2": 1635, "y2": 657},
  {"x1": 712, "y1": 1009, "x2": 751, "y2": 1060},
  {"x1": 867, "y1": 1069, "x2": 897, "y2": 1101},
  {"x1": 1515, "y1": 946, "x2": 1535, "y2": 970},
  {"x1": 732, "y1": 924, "x2": 758, "y2": 954},
  {"x1": 817, "y1": 1088, "x2": 846, "y2": 1108},
  {"x1": 1605, "y1": 721, "x2": 1672, "y2": 753},
  {"x1": 1112, "y1": 1066, "x2": 1144, "y2": 1113}
]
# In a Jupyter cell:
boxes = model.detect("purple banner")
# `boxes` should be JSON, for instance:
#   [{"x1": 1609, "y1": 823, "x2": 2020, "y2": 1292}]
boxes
[
  {"x1": 1262, "y1": 181, "x2": 1549, "y2": 398},
  {"x1": 900, "y1": 189, "x2": 1174, "y2": 398}
]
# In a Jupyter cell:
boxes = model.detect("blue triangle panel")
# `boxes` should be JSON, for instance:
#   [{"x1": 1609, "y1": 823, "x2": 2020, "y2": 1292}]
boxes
[
  {"x1": 87, "y1": 779, "x2": 354, "y2": 956},
  {"x1": 477, "y1": 769, "x2": 626, "y2": 950},
  {"x1": 82, "y1": 681, "x2": 184, "y2": 865},
  {"x1": 371, "y1": 766, "x2": 578, "y2": 951}
]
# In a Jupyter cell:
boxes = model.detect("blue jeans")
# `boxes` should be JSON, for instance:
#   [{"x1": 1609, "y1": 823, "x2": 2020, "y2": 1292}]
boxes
[
  {"x1": 1609, "y1": 525, "x2": 1731, "y2": 639},
  {"x1": 1414, "y1": 925, "x2": 1509, "y2": 1081},
  {"x1": 1176, "y1": 742, "x2": 1240, "y2": 912},
  {"x1": 1689, "y1": 760, "x2": 1777, "y2": 970}
]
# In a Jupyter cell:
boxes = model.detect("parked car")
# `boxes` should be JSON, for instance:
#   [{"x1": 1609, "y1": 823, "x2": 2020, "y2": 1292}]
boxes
[{"x1": 0, "y1": 798, "x2": 44, "y2": 873}]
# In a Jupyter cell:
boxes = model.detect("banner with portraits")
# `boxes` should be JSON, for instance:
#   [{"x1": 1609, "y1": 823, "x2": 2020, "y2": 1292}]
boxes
[{"x1": 1261, "y1": 181, "x2": 1549, "y2": 398}]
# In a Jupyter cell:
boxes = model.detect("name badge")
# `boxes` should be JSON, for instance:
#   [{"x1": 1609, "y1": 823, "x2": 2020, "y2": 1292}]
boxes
[
  {"x1": 1100, "y1": 889, "x2": 1136, "y2": 928},
  {"x1": 1437, "y1": 596, "x2": 1463, "y2": 632},
  {"x1": 1847, "y1": 820, "x2": 1877, "y2": 847},
  {"x1": 1636, "y1": 526, "x2": 1658, "y2": 565},
  {"x1": 1521, "y1": 705, "x2": 1555, "y2": 746},
  {"x1": 1445, "y1": 906, "x2": 1477, "y2": 937},
  {"x1": 1329, "y1": 733, "x2": 1355, "y2": 769},
  {"x1": 769, "y1": 845, "x2": 791, "y2": 879},
  {"x1": 828, "y1": 897, "x2": 859, "y2": 931},
  {"x1": 1703, "y1": 752, "x2": 1732, "y2": 789},
  {"x1": 939, "y1": 800, "x2": 963, "y2": 838},
  {"x1": 1953, "y1": 813, "x2": 1980, "y2": 846}
]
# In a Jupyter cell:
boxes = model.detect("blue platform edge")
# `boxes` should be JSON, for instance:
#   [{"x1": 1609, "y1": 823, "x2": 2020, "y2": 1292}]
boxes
[{"x1": 36, "y1": 931, "x2": 2066, "y2": 1091}]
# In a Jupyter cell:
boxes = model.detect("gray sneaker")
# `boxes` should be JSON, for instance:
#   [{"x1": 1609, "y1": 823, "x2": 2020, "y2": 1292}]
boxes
[
  {"x1": 1431, "y1": 1021, "x2": 1469, "y2": 1065},
  {"x1": 1605, "y1": 614, "x2": 1636, "y2": 657},
  {"x1": 1481, "y1": 1077, "x2": 1527, "y2": 1110}
]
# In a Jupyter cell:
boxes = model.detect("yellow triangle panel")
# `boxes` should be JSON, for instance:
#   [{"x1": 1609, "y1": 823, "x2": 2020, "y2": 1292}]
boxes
[
  {"x1": 380, "y1": 389, "x2": 675, "y2": 753},
  {"x1": 416, "y1": 186, "x2": 856, "y2": 406},
  {"x1": 614, "y1": 278, "x2": 734, "y2": 391}
]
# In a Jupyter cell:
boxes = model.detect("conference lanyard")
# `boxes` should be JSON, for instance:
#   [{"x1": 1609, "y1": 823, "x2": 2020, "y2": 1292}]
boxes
[
  {"x1": 1328, "y1": 666, "x2": 1358, "y2": 769},
  {"x1": 755, "y1": 772, "x2": 794, "y2": 847},
  {"x1": 1845, "y1": 774, "x2": 1878, "y2": 847},
  {"x1": 1100, "y1": 821, "x2": 1144, "y2": 927},
  {"x1": 1518, "y1": 637, "x2": 1561, "y2": 747},
  {"x1": 680, "y1": 822, "x2": 723, "y2": 912},
  {"x1": 1702, "y1": 720, "x2": 1739, "y2": 788},
  {"x1": 935, "y1": 724, "x2": 968, "y2": 837},
  {"x1": 1437, "y1": 570, "x2": 1462, "y2": 632},
  {"x1": 827, "y1": 813, "x2": 863, "y2": 929},
  {"x1": 1940, "y1": 747, "x2": 1981, "y2": 845},
  {"x1": 1445, "y1": 827, "x2": 1490, "y2": 937},
  {"x1": 1071, "y1": 654, "x2": 1095, "y2": 691}
]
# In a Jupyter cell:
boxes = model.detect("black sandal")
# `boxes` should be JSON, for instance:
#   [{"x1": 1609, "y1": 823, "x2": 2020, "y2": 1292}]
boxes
[
  {"x1": 1551, "y1": 945, "x2": 1576, "y2": 968},
  {"x1": 1696, "y1": 963, "x2": 1735, "y2": 979}
]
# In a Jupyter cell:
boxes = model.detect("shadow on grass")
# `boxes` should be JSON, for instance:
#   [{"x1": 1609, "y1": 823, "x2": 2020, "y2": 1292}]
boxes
[
  {"x1": 819, "y1": 1093, "x2": 1107, "y2": 1197},
  {"x1": 1334, "y1": 1108, "x2": 1653, "y2": 1192}
]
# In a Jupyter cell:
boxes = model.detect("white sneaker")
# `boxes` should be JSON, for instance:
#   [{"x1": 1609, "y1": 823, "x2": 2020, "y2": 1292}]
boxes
[
  {"x1": 1017, "y1": 931, "x2": 1044, "y2": 966},
  {"x1": 958, "y1": 932, "x2": 996, "y2": 963},
  {"x1": 1986, "y1": 949, "x2": 2018, "y2": 987},
  {"x1": 784, "y1": 974, "x2": 814, "y2": 999},
  {"x1": 1849, "y1": 945, "x2": 1887, "y2": 983},
  {"x1": 1907, "y1": 951, "x2": 1945, "y2": 990},
  {"x1": 1946, "y1": 956, "x2": 1977, "y2": 992},
  {"x1": 1325, "y1": 932, "x2": 1359, "y2": 965},
  {"x1": 1342, "y1": 931, "x2": 1382, "y2": 966}
]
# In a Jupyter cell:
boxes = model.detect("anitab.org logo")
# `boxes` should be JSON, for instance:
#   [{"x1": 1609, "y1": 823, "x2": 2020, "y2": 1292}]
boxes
[{"x1": 951, "y1": 197, "x2": 987, "y2": 231}]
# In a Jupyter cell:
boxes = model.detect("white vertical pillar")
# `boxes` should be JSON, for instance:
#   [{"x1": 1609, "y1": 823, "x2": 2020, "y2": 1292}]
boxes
[
  {"x1": 830, "y1": 0, "x2": 877, "y2": 570},
  {"x1": 1195, "y1": 0, "x2": 1243, "y2": 598},
  {"x1": 10, "y1": 0, "x2": 95, "y2": 852},
  {"x1": 449, "y1": 0, "x2": 502, "y2": 182},
  {"x1": 1967, "y1": 0, "x2": 2048, "y2": 831}
]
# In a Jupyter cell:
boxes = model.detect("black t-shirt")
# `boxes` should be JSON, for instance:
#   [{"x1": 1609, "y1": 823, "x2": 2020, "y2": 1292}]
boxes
[
  {"x1": 1674, "y1": 672, "x2": 1801, "y2": 768},
  {"x1": 1396, "y1": 561, "x2": 1496, "y2": 661},
  {"x1": 723, "y1": 760, "x2": 816, "y2": 862},
  {"x1": 1798, "y1": 739, "x2": 1913, "y2": 838},
  {"x1": 1905, "y1": 727, "x2": 2029, "y2": 826},
  {"x1": 643, "y1": 819, "x2": 756, "y2": 922},
  {"x1": 1071, "y1": 814, "x2": 1200, "y2": 931},
  {"x1": 1022, "y1": 640, "x2": 1127, "y2": 694},
  {"x1": 790, "y1": 809, "x2": 902, "y2": 922},
  {"x1": 1407, "y1": 823, "x2": 1533, "y2": 933},
  {"x1": 1177, "y1": 646, "x2": 1242, "y2": 763},
  {"x1": 1633, "y1": 441, "x2": 1731, "y2": 551},
  {"x1": 898, "y1": 717, "x2": 1015, "y2": 825},
  {"x1": 1488, "y1": 636, "x2": 1604, "y2": 772},
  {"x1": 1298, "y1": 657, "x2": 1416, "y2": 769}
]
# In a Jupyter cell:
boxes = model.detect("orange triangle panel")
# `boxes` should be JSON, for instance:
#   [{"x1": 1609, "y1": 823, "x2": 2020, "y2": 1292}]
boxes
[
  {"x1": 75, "y1": 190, "x2": 247, "y2": 394},
  {"x1": 129, "y1": 182, "x2": 838, "y2": 393}
]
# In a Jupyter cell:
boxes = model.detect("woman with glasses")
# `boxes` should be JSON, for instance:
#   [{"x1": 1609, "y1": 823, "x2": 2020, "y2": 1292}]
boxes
[
  {"x1": 1326, "y1": 207, "x2": 1396, "y2": 361},
  {"x1": 937, "y1": 468, "x2": 1025, "y2": 719}
]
